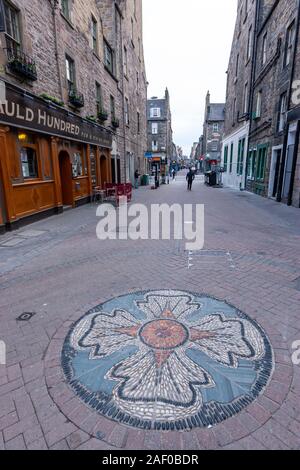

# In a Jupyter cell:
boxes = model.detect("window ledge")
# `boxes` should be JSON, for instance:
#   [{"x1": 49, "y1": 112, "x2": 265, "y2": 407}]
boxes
[
  {"x1": 93, "y1": 51, "x2": 101, "y2": 63},
  {"x1": 60, "y1": 12, "x2": 75, "y2": 30},
  {"x1": 104, "y1": 65, "x2": 118, "y2": 83}
]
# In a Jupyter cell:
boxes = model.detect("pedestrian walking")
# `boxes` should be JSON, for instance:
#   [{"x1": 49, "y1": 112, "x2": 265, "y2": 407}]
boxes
[
  {"x1": 172, "y1": 169, "x2": 176, "y2": 180},
  {"x1": 186, "y1": 169, "x2": 195, "y2": 191}
]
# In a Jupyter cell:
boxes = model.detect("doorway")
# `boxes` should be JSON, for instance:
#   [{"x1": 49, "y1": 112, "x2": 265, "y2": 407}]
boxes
[
  {"x1": 268, "y1": 147, "x2": 282, "y2": 199},
  {"x1": 59, "y1": 151, "x2": 73, "y2": 206},
  {"x1": 100, "y1": 155, "x2": 108, "y2": 188}
]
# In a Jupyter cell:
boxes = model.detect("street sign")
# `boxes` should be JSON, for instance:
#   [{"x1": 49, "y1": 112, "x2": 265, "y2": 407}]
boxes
[{"x1": 145, "y1": 152, "x2": 153, "y2": 158}]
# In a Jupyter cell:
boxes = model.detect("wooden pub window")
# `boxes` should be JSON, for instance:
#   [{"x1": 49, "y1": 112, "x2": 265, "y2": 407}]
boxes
[{"x1": 18, "y1": 133, "x2": 39, "y2": 179}]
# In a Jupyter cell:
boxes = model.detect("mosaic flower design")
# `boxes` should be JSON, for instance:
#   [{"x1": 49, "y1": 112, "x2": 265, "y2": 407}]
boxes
[{"x1": 63, "y1": 290, "x2": 273, "y2": 429}]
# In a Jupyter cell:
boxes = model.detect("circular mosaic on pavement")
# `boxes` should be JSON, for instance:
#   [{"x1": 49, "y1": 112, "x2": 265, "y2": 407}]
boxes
[{"x1": 62, "y1": 290, "x2": 274, "y2": 431}]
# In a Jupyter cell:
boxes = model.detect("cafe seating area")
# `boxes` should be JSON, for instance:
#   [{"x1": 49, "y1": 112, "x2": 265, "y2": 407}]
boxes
[{"x1": 92, "y1": 183, "x2": 133, "y2": 205}]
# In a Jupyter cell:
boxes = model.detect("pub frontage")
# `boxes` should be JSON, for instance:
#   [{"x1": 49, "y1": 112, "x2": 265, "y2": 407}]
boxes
[{"x1": 0, "y1": 80, "x2": 113, "y2": 233}]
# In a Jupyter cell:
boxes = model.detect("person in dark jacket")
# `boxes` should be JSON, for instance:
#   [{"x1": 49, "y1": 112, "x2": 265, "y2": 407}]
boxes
[
  {"x1": 134, "y1": 170, "x2": 140, "y2": 189},
  {"x1": 186, "y1": 169, "x2": 195, "y2": 191}
]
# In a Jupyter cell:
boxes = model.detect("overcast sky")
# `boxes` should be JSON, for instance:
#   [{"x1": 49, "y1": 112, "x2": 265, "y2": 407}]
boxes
[{"x1": 143, "y1": 0, "x2": 238, "y2": 156}]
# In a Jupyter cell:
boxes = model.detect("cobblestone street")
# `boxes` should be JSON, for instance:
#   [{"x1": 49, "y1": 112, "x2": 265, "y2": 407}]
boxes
[{"x1": 0, "y1": 177, "x2": 300, "y2": 450}]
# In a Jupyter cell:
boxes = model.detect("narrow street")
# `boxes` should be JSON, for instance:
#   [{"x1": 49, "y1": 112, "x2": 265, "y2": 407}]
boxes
[{"x1": 0, "y1": 178, "x2": 300, "y2": 450}]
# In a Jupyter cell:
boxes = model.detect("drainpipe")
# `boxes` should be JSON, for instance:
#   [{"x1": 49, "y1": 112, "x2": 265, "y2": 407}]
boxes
[
  {"x1": 287, "y1": 120, "x2": 300, "y2": 206},
  {"x1": 244, "y1": 0, "x2": 260, "y2": 190},
  {"x1": 117, "y1": 9, "x2": 127, "y2": 184},
  {"x1": 277, "y1": 0, "x2": 300, "y2": 203},
  {"x1": 51, "y1": 0, "x2": 64, "y2": 101}
]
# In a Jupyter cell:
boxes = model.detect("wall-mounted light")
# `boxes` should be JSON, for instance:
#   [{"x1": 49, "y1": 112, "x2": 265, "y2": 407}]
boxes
[{"x1": 18, "y1": 133, "x2": 27, "y2": 142}]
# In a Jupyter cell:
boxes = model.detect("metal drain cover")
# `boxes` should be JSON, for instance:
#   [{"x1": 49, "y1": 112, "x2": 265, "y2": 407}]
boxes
[{"x1": 17, "y1": 312, "x2": 36, "y2": 322}]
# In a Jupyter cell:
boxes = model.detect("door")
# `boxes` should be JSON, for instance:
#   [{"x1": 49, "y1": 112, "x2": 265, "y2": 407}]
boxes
[
  {"x1": 100, "y1": 155, "x2": 108, "y2": 188},
  {"x1": 59, "y1": 151, "x2": 73, "y2": 206},
  {"x1": 282, "y1": 145, "x2": 295, "y2": 200},
  {"x1": 268, "y1": 148, "x2": 282, "y2": 198}
]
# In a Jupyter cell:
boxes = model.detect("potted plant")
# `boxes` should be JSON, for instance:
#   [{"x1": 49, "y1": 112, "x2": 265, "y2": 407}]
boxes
[
  {"x1": 112, "y1": 117, "x2": 120, "y2": 128},
  {"x1": 69, "y1": 89, "x2": 85, "y2": 108},
  {"x1": 86, "y1": 115, "x2": 97, "y2": 123},
  {"x1": 98, "y1": 108, "x2": 109, "y2": 122},
  {"x1": 40, "y1": 93, "x2": 64, "y2": 107}
]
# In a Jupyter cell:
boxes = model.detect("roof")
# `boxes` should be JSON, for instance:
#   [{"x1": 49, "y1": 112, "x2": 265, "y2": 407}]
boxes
[{"x1": 208, "y1": 103, "x2": 225, "y2": 122}]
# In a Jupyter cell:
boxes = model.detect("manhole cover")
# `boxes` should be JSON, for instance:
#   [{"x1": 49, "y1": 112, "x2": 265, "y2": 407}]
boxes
[
  {"x1": 62, "y1": 290, "x2": 273, "y2": 430},
  {"x1": 17, "y1": 312, "x2": 36, "y2": 321}
]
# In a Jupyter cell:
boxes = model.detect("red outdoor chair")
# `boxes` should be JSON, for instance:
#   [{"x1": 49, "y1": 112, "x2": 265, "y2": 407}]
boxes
[
  {"x1": 115, "y1": 184, "x2": 127, "y2": 206},
  {"x1": 125, "y1": 183, "x2": 132, "y2": 202}
]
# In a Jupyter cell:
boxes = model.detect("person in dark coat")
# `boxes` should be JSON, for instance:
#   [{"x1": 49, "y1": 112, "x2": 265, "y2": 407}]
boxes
[
  {"x1": 186, "y1": 169, "x2": 195, "y2": 191},
  {"x1": 134, "y1": 170, "x2": 140, "y2": 189}
]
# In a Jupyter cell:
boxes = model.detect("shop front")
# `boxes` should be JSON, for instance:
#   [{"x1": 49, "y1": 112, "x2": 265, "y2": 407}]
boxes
[{"x1": 0, "y1": 81, "x2": 112, "y2": 231}]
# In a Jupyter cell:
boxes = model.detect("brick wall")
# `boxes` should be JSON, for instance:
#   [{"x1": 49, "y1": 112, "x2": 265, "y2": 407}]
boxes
[{"x1": 0, "y1": 0, "x2": 147, "y2": 180}]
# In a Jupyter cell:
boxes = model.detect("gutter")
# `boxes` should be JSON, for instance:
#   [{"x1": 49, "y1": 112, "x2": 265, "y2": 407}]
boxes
[{"x1": 51, "y1": 0, "x2": 64, "y2": 101}]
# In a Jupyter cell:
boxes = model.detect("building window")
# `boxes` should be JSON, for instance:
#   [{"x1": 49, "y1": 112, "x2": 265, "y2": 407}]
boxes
[
  {"x1": 237, "y1": 138, "x2": 245, "y2": 175},
  {"x1": 66, "y1": 55, "x2": 75, "y2": 92},
  {"x1": 92, "y1": 16, "x2": 98, "y2": 54},
  {"x1": 96, "y1": 82, "x2": 102, "y2": 114},
  {"x1": 123, "y1": 46, "x2": 128, "y2": 76},
  {"x1": 152, "y1": 140, "x2": 158, "y2": 152},
  {"x1": 104, "y1": 41, "x2": 114, "y2": 75},
  {"x1": 137, "y1": 112, "x2": 140, "y2": 134},
  {"x1": 244, "y1": 83, "x2": 248, "y2": 114},
  {"x1": 223, "y1": 145, "x2": 228, "y2": 172},
  {"x1": 150, "y1": 108, "x2": 161, "y2": 118},
  {"x1": 61, "y1": 0, "x2": 71, "y2": 21},
  {"x1": 18, "y1": 133, "x2": 38, "y2": 179},
  {"x1": 247, "y1": 149, "x2": 257, "y2": 180},
  {"x1": 3, "y1": 0, "x2": 21, "y2": 53},
  {"x1": 152, "y1": 122, "x2": 158, "y2": 134},
  {"x1": 110, "y1": 95, "x2": 115, "y2": 120},
  {"x1": 213, "y1": 123, "x2": 219, "y2": 132},
  {"x1": 247, "y1": 25, "x2": 253, "y2": 60},
  {"x1": 284, "y1": 21, "x2": 295, "y2": 67},
  {"x1": 20, "y1": 148, "x2": 38, "y2": 179},
  {"x1": 125, "y1": 98, "x2": 129, "y2": 126},
  {"x1": 72, "y1": 152, "x2": 84, "y2": 178},
  {"x1": 277, "y1": 92, "x2": 287, "y2": 132},
  {"x1": 256, "y1": 146, "x2": 267, "y2": 180},
  {"x1": 255, "y1": 91, "x2": 262, "y2": 118},
  {"x1": 232, "y1": 98, "x2": 236, "y2": 123},
  {"x1": 235, "y1": 54, "x2": 239, "y2": 78},
  {"x1": 131, "y1": 18, "x2": 134, "y2": 42},
  {"x1": 262, "y1": 33, "x2": 267, "y2": 65},
  {"x1": 229, "y1": 143, "x2": 234, "y2": 173}
]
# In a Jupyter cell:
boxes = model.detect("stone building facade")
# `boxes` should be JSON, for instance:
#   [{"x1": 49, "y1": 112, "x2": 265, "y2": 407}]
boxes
[
  {"x1": 223, "y1": 0, "x2": 300, "y2": 208},
  {"x1": 222, "y1": 0, "x2": 257, "y2": 190},
  {"x1": 147, "y1": 89, "x2": 173, "y2": 179},
  {"x1": 0, "y1": 0, "x2": 147, "y2": 232},
  {"x1": 202, "y1": 91, "x2": 225, "y2": 171},
  {"x1": 247, "y1": 0, "x2": 299, "y2": 204}
]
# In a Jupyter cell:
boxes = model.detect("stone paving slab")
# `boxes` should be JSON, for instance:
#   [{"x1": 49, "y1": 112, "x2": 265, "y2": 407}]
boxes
[{"x1": 0, "y1": 179, "x2": 300, "y2": 449}]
